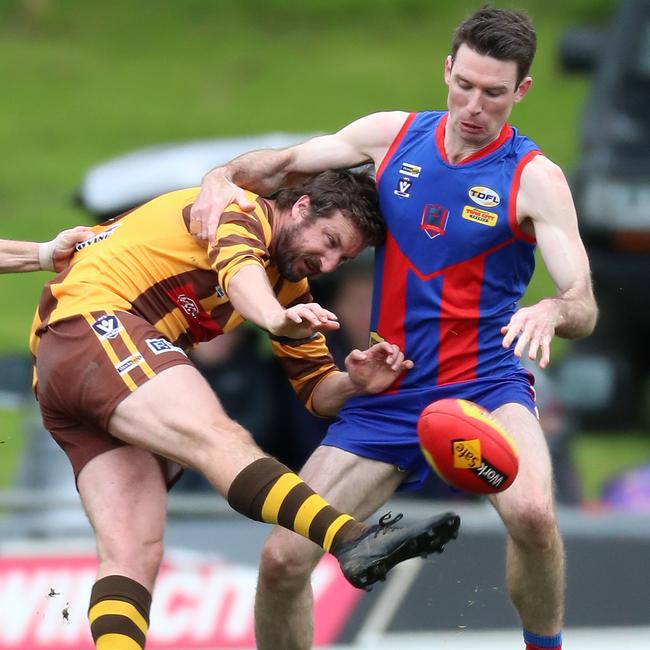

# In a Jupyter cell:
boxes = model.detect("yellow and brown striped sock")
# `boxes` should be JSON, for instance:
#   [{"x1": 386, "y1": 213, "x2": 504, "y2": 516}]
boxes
[
  {"x1": 227, "y1": 457, "x2": 367, "y2": 552},
  {"x1": 88, "y1": 575, "x2": 151, "y2": 650}
]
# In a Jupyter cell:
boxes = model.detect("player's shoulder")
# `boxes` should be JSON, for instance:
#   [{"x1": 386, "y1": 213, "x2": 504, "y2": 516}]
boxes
[{"x1": 520, "y1": 154, "x2": 568, "y2": 192}]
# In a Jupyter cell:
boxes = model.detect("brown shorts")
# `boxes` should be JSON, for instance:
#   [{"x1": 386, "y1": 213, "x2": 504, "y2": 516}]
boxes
[{"x1": 35, "y1": 310, "x2": 193, "y2": 486}]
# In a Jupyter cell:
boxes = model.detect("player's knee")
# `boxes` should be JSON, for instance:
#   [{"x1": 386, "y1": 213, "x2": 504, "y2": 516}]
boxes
[
  {"x1": 258, "y1": 537, "x2": 318, "y2": 592},
  {"x1": 192, "y1": 419, "x2": 255, "y2": 472},
  {"x1": 98, "y1": 532, "x2": 165, "y2": 575},
  {"x1": 505, "y1": 502, "x2": 558, "y2": 550}
]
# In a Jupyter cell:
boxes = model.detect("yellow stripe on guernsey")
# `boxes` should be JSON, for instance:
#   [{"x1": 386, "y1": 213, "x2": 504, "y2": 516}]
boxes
[
  {"x1": 119, "y1": 325, "x2": 155, "y2": 380},
  {"x1": 88, "y1": 599, "x2": 148, "y2": 633},
  {"x1": 322, "y1": 514, "x2": 354, "y2": 553},
  {"x1": 457, "y1": 399, "x2": 518, "y2": 454},
  {"x1": 293, "y1": 494, "x2": 329, "y2": 538},
  {"x1": 96, "y1": 634, "x2": 142, "y2": 650},
  {"x1": 260, "y1": 473, "x2": 303, "y2": 524},
  {"x1": 83, "y1": 313, "x2": 137, "y2": 392}
]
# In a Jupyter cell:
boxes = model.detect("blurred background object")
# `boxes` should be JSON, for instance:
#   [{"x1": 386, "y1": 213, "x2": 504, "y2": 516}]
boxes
[{"x1": 559, "y1": 0, "x2": 650, "y2": 431}]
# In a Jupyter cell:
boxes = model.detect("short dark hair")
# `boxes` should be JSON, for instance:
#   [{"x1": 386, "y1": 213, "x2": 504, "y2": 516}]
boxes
[
  {"x1": 275, "y1": 169, "x2": 385, "y2": 247},
  {"x1": 451, "y1": 7, "x2": 537, "y2": 86}
]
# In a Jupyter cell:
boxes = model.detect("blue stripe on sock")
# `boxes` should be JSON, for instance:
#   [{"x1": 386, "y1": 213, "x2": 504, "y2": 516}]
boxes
[{"x1": 523, "y1": 629, "x2": 562, "y2": 649}]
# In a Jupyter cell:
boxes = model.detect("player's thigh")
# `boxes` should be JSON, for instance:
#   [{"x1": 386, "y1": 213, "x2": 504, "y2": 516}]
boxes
[
  {"x1": 300, "y1": 445, "x2": 404, "y2": 519},
  {"x1": 78, "y1": 445, "x2": 167, "y2": 553},
  {"x1": 109, "y1": 363, "x2": 257, "y2": 474},
  {"x1": 488, "y1": 402, "x2": 555, "y2": 518}
]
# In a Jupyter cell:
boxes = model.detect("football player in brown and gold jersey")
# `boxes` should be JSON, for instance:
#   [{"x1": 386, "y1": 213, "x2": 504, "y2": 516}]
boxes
[{"x1": 29, "y1": 169, "x2": 459, "y2": 650}]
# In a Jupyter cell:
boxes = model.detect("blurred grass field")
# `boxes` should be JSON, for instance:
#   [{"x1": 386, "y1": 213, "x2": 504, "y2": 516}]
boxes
[{"x1": 2, "y1": 0, "x2": 648, "y2": 498}]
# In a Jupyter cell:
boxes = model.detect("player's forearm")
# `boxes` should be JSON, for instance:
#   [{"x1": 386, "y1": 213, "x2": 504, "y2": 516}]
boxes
[
  {"x1": 208, "y1": 148, "x2": 296, "y2": 196},
  {"x1": 0, "y1": 239, "x2": 41, "y2": 273},
  {"x1": 310, "y1": 371, "x2": 362, "y2": 417},
  {"x1": 225, "y1": 264, "x2": 286, "y2": 331},
  {"x1": 548, "y1": 291, "x2": 598, "y2": 339}
]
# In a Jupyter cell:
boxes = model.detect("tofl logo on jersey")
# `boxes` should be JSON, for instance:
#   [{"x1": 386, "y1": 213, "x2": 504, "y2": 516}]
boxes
[
  {"x1": 91, "y1": 314, "x2": 123, "y2": 340},
  {"x1": 468, "y1": 186, "x2": 500, "y2": 208},
  {"x1": 421, "y1": 204, "x2": 449, "y2": 239}
]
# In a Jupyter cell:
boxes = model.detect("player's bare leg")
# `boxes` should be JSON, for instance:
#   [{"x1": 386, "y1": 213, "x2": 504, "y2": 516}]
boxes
[
  {"x1": 78, "y1": 445, "x2": 167, "y2": 589},
  {"x1": 78, "y1": 445, "x2": 167, "y2": 648},
  {"x1": 489, "y1": 403, "x2": 565, "y2": 637},
  {"x1": 109, "y1": 364, "x2": 458, "y2": 591},
  {"x1": 254, "y1": 446, "x2": 404, "y2": 650}
]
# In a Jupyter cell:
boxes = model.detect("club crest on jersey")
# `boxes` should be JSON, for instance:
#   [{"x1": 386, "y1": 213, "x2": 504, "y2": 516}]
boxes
[
  {"x1": 468, "y1": 186, "x2": 500, "y2": 208},
  {"x1": 462, "y1": 205, "x2": 498, "y2": 227},
  {"x1": 178, "y1": 293, "x2": 200, "y2": 319},
  {"x1": 399, "y1": 162, "x2": 422, "y2": 178},
  {"x1": 91, "y1": 314, "x2": 123, "y2": 340},
  {"x1": 394, "y1": 177, "x2": 412, "y2": 198},
  {"x1": 420, "y1": 204, "x2": 449, "y2": 239}
]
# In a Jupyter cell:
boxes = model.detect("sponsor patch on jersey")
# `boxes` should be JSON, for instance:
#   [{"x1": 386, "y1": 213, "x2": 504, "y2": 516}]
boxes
[
  {"x1": 146, "y1": 338, "x2": 187, "y2": 357},
  {"x1": 468, "y1": 186, "x2": 500, "y2": 207},
  {"x1": 462, "y1": 205, "x2": 498, "y2": 227},
  {"x1": 420, "y1": 204, "x2": 449, "y2": 239},
  {"x1": 399, "y1": 162, "x2": 422, "y2": 178},
  {"x1": 394, "y1": 177, "x2": 412, "y2": 198},
  {"x1": 91, "y1": 314, "x2": 123, "y2": 340},
  {"x1": 115, "y1": 352, "x2": 144, "y2": 376},
  {"x1": 75, "y1": 224, "x2": 121, "y2": 251}
]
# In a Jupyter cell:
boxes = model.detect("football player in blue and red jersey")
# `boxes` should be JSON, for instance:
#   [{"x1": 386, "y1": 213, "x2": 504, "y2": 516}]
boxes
[{"x1": 192, "y1": 8, "x2": 597, "y2": 650}]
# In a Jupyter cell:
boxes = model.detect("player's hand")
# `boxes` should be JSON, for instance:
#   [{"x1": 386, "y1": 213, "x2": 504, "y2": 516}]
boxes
[
  {"x1": 190, "y1": 169, "x2": 256, "y2": 242},
  {"x1": 345, "y1": 341, "x2": 414, "y2": 394},
  {"x1": 267, "y1": 303, "x2": 340, "y2": 339},
  {"x1": 501, "y1": 299, "x2": 561, "y2": 369},
  {"x1": 39, "y1": 225, "x2": 94, "y2": 272}
]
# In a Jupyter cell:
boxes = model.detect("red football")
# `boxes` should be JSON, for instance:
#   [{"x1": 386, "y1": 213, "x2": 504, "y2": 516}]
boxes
[{"x1": 417, "y1": 398, "x2": 519, "y2": 494}]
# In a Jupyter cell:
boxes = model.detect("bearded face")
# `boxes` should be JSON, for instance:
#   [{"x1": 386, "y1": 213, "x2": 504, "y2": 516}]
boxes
[{"x1": 273, "y1": 218, "x2": 324, "y2": 282}]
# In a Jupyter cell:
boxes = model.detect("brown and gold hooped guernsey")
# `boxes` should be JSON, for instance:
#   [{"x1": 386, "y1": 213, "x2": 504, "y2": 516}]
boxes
[{"x1": 29, "y1": 188, "x2": 338, "y2": 414}]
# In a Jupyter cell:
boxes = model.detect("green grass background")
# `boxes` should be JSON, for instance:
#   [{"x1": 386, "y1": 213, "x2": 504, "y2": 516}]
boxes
[{"x1": 0, "y1": 0, "x2": 648, "y2": 497}]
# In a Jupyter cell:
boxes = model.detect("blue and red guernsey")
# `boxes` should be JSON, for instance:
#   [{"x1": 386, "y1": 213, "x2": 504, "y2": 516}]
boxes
[{"x1": 373, "y1": 111, "x2": 540, "y2": 389}]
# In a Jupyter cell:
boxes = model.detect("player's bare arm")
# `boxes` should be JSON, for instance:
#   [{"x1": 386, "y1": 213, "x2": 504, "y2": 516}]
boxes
[
  {"x1": 225, "y1": 264, "x2": 339, "y2": 339},
  {"x1": 191, "y1": 111, "x2": 408, "y2": 240},
  {"x1": 311, "y1": 341, "x2": 414, "y2": 417},
  {"x1": 501, "y1": 155, "x2": 598, "y2": 367},
  {"x1": 0, "y1": 226, "x2": 93, "y2": 274}
]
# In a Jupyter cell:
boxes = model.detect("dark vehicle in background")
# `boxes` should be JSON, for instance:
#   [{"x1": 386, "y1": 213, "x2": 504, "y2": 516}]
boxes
[{"x1": 560, "y1": 0, "x2": 650, "y2": 429}]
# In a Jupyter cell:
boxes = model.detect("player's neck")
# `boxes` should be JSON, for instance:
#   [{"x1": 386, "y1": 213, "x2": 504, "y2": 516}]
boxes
[{"x1": 443, "y1": 124, "x2": 502, "y2": 165}]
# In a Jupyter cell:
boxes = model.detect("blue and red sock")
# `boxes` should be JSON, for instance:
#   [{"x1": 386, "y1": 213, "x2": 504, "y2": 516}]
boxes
[{"x1": 523, "y1": 629, "x2": 562, "y2": 650}]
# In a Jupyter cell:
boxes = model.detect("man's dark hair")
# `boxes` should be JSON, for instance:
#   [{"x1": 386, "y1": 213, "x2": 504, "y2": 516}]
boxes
[
  {"x1": 451, "y1": 7, "x2": 537, "y2": 86},
  {"x1": 275, "y1": 169, "x2": 385, "y2": 247}
]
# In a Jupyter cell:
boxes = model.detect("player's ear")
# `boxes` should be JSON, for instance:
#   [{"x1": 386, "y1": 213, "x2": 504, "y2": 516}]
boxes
[
  {"x1": 514, "y1": 76, "x2": 532, "y2": 103},
  {"x1": 444, "y1": 55, "x2": 453, "y2": 85},
  {"x1": 290, "y1": 195, "x2": 311, "y2": 222}
]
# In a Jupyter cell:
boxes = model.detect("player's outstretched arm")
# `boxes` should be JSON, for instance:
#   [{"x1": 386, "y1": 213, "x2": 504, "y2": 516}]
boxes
[
  {"x1": 0, "y1": 226, "x2": 93, "y2": 274},
  {"x1": 226, "y1": 264, "x2": 340, "y2": 339},
  {"x1": 311, "y1": 341, "x2": 414, "y2": 416},
  {"x1": 190, "y1": 111, "x2": 408, "y2": 241},
  {"x1": 501, "y1": 156, "x2": 598, "y2": 368}
]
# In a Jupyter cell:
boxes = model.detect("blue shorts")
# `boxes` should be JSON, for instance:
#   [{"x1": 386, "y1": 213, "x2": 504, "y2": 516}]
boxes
[{"x1": 322, "y1": 374, "x2": 536, "y2": 491}]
